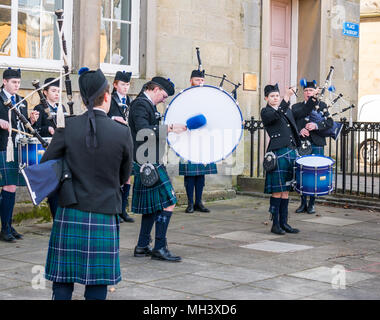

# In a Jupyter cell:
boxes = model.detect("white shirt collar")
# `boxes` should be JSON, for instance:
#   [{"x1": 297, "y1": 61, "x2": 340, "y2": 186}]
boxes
[
  {"x1": 2, "y1": 89, "x2": 13, "y2": 100},
  {"x1": 117, "y1": 92, "x2": 126, "y2": 102},
  {"x1": 93, "y1": 107, "x2": 107, "y2": 114},
  {"x1": 143, "y1": 92, "x2": 154, "y2": 105}
]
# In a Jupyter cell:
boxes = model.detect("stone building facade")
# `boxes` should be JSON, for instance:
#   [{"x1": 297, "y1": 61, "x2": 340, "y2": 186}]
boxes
[
  {"x1": 359, "y1": 0, "x2": 380, "y2": 100},
  {"x1": 0, "y1": 0, "x2": 360, "y2": 201}
]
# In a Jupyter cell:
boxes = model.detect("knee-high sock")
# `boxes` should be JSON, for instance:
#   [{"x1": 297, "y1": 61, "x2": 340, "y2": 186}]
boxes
[
  {"x1": 84, "y1": 285, "x2": 108, "y2": 300},
  {"x1": 52, "y1": 282, "x2": 74, "y2": 300},
  {"x1": 121, "y1": 184, "x2": 131, "y2": 214},
  {"x1": 269, "y1": 197, "x2": 282, "y2": 227},
  {"x1": 194, "y1": 175, "x2": 205, "y2": 205},
  {"x1": 0, "y1": 190, "x2": 16, "y2": 233},
  {"x1": 137, "y1": 213, "x2": 155, "y2": 247},
  {"x1": 184, "y1": 176, "x2": 195, "y2": 205},
  {"x1": 279, "y1": 198, "x2": 290, "y2": 227},
  {"x1": 154, "y1": 210, "x2": 172, "y2": 250}
]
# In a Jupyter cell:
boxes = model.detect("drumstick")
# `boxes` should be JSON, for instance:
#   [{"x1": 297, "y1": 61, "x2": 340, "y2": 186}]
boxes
[{"x1": 11, "y1": 128, "x2": 34, "y2": 137}]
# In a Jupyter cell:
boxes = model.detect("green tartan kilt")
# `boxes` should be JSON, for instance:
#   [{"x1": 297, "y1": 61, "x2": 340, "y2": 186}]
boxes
[
  {"x1": 264, "y1": 147, "x2": 298, "y2": 194},
  {"x1": 132, "y1": 162, "x2": 177, "y2": 214},
  {"x1": 45, "y1": 207, "x2": 121, "y2": 286},
  {"x1": 0, "y1": 149, "x2": 26, "y2": 187},
  {"x1": 179, "y1": 161, "x2": 218, "y2": 176}
]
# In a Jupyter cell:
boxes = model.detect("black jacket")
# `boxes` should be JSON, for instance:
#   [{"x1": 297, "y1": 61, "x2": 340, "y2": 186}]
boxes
[
  {"x1": 33, "y1": 103, "x2": 67, "y2": 137},
  {"x1": 128, "y1": 93, "x2": 167, "y2": 164},
  {"x1": 292, "y1": 100, "x2": 333, "y2": 146},
  {"x1": 41, "y1": 110, "x2": 134, "y2": 215},
  {"x1": 261, "y1": 98, "x2": 317, "y2": 152},
  {"x1": 0, "y1": 89, "x2": 29, "y2": 151},
  {"x1": 108, "y1": 92, "x2": 131, "y2": 122}
]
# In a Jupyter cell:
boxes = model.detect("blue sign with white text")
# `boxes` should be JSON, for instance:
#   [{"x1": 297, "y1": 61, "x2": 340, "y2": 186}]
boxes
[{"x1": 342, "y1": 22, "x2": 359, "y2": 38}]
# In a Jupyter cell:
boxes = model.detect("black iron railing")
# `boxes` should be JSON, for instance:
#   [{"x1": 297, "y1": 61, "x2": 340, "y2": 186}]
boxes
[{"x1": 244, "y1": 117, "x2": 380, "y2": 198}]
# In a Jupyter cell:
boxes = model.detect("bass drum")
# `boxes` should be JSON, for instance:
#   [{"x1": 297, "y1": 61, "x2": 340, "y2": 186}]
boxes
[{"x1": 164, "y1": 85, "x2": 243, "y2": 164}]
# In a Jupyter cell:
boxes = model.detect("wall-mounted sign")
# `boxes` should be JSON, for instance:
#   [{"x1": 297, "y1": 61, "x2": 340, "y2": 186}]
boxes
[
  {"x1": 342, "y1": 22, "x2": 359, "y2": 38},
  {"x1": 243, "y1": 73, "x2": 257, "y2": 91}
]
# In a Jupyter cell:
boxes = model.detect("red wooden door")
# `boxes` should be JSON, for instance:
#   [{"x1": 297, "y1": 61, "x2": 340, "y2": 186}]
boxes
[{"x1": 270, "y1": 0, "x2": 292, "y2": 97}]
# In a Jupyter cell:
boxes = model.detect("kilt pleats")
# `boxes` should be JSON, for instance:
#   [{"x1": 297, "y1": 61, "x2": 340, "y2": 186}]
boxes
[{"x1": 45, "y1": 207, "x2": 121, "y2": 286}]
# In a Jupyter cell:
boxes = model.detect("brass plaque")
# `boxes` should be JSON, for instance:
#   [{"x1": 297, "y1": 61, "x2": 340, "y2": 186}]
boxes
[{"x1": 243, "y1": 73, "x2": 257, "y2": 91}]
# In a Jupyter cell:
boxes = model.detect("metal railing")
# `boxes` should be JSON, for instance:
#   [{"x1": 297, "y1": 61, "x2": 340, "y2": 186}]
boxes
[{"x1": 244, "y1": 117, "x2": 380, "y2": 198}]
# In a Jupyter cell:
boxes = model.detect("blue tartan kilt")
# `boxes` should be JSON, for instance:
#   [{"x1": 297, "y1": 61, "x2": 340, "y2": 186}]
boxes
[
  {"x1": 264, "y1": 147, "x2": 298, "y2": 194},
  {"x1": 132, "y1": 162, "x2": 177, "y2": 214},
  {"x1": 0, "y1": 149, "x2": 26, "y2": 187},
  {"x1": 179, "y1": 161, "x2": 218, "y2": 176},
  {"x1": 311, "y1": 144, "x2": 325, "y2": 156},
  {"x1": 45, "y1": 207, "x2": 121, "y2": 286}
]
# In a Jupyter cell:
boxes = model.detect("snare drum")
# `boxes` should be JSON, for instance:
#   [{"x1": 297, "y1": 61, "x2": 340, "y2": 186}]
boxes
[
  {"x1": 18, "y1": 137, "x2": 51, "y2": 167},
  {"x1": 295, "y1": 155, "x2": 335, "y2": 196}
]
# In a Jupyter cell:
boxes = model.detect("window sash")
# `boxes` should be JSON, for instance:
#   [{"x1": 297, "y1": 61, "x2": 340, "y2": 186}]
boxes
[
  {"x1": 0, "y1": 0, "x2": 73, "y2": 71},
  {"x1": 100, "y1": 0, "x2": 140, "y2": 77}
]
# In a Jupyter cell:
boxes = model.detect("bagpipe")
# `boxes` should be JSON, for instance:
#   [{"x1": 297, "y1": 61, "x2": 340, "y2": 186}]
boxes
[
  {"x1": 195, "y1": 47, "x2": 241, "y2": 100},
  {"x1": 15, "y1": 8, "x2": 77, "y2": 207},
  {"x1": 299, "y1": 66, "x2": 355, "y2": 141}
]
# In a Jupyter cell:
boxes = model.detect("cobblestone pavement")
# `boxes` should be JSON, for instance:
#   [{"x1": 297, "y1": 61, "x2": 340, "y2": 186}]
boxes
[{"x1": 1, "y1": 195, "x2": 380, "y2": 300}]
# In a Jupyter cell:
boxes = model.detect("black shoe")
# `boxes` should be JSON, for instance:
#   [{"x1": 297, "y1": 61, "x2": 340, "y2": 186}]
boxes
[
  {"x1": 307, "y1": 204, "x2": 316, "y2": 214},
  {"x1": 11, "y1": 227, "x2": 23, "y2": 240},
  {"x1": 0, "y1": 231, "x2": 16, "y2": 243},
  {"x1": 185, "y1": 204, "x2": 194, "y2": 213},
  {"x1": 134, "y1": 245, "x2": 153, "y2": 257},
  {"x1": 194, "y1": 203, "x2": 210, "y2": 213},
  {"x1": 271, "y1": 224, "x2": 286, "y2": 235},
  {"x1": 151, "y1": 247, "x2": 182, "y2": 262},
  {"x1": 281, "y1": 224, "x2": 300, "y2": 234},
  {"x1": 119, "y1": 212, "x2": 135, "y2": 223},
  {"x1": 295, "y1": 201, "x2": 307, "y2": 213}
]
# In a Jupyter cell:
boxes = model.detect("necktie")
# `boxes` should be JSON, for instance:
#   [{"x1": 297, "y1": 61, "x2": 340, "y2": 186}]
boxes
[
  {"x1": 121, "y1": 97, "x2": 127, "y2": 107},
  {"x1": 10, "y1": 96, "x2": 16, "y2": 105}
]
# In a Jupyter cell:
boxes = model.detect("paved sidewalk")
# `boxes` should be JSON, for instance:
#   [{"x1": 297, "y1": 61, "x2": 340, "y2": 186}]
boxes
[{"x1": 1, "y1": 195, "x2": 380, "y2": 300}]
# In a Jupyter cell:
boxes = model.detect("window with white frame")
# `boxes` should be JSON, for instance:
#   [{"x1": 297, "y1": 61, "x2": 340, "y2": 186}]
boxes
[
  {"x1": 0, "y1": 0, "x2": 72, "y2": 71},
  {"x1": 100, "y1": 0, "x2": 140, "y2": 76}
]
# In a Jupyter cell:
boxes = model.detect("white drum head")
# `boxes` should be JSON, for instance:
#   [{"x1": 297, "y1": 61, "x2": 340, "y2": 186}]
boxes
[
  {"x1": 296, "y1": 155, "x2": 334, "y2": 167},
  {"x1": 164, "y1": 85, "x2": 243, "y2": 164}
]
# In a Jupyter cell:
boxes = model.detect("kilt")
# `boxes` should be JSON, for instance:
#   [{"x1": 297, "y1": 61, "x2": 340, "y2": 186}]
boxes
[
  {"x1": 311, "y1": 144, "x2": 325, "y2": 156},
  {"x1": 264, "y1": 147, "x2": 298, "y2": 194},
  {"x1": 132, "y1": 162, "x2": 177, "y2": 214},
  {"x1": 179, "y1": 161, "x2": 218, "y2": 176},
  {"x1": 0, "y1": 149, "x2": 26, "y2": 187},
  {"x1": 45, "y1": 207, "x2": 121, "y2": 286}
]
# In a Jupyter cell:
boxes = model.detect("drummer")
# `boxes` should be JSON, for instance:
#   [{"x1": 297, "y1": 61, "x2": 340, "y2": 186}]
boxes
[
  {"x1": 261, "y1": 84, "x2": 317, "y2": 235},
  {"x1": 179, "y1": 69, "x2": 217, "y2": 214},
  {"x1": 107, "y1": 71, "x2": 134, "y2": 223},
  {"x1": 0, "y1": 68, "x2": 39, "y2": 242},
  {"x1": 33, "y1": 78, "x2": 67, "y2": 137},
  {"x1": 129, "y1": 77, "x2": 187, "y2": 262},
  {"x1": 292, "y1": 80, "x2": 333, "y2": 214}
]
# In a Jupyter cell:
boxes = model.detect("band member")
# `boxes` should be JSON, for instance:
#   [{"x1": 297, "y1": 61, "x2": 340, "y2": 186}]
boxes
[
  {"x1": 261, "y1": 84, "x2": 317, "y2": 235},
  {"x1": 0, "y1": 68, "x2": 39, "y2": 242},
  {"x1": 41, "y1": 68, "x2": 133, "y2": 300},
  {"x1": 129, "y1": 77, "x2": 187, "y2": 262},
  {"x1": 108, "y1": 71, "x2": 134, "y2": 223},
  {"x1": 292, "y1": 80, "x2": 333, "y2": 214},
  {"x1": 33, "y1": 78, "x2": 67, "y2": 137},
  {"x1": 179, "y1": 70, "x2": 217, "y2": 213}
]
